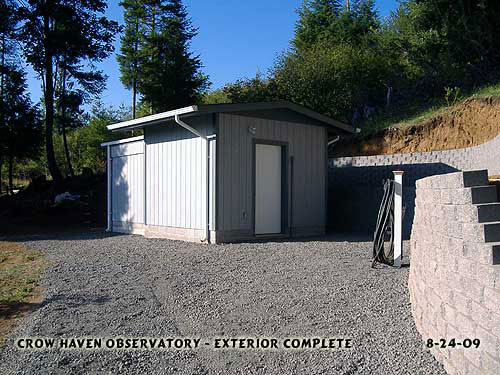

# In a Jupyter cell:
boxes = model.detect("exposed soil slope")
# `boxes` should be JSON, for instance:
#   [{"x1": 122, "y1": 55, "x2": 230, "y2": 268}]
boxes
[{"x1": 333, "y1": 97, "x2": 500, "y2": 157}]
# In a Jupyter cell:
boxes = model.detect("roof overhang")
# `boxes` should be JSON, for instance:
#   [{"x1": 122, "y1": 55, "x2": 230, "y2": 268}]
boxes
[
  {"x1": 100, "y1": 135, "x2": 144, "y2": 147},
  {"x1": 107, "y1": 101, "x2": 356, "y2": 134}
]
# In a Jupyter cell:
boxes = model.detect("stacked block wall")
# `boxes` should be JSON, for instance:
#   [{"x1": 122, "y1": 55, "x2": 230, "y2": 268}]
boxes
[
  {"x1": 328, "y1": 134, "x2": 500, "y2": 236},
  {"x1": 409, "y1": 170, "x2": 500, "y2": 375}
]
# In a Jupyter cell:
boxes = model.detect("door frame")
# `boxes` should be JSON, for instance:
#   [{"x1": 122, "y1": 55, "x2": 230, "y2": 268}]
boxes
[{"x1": 252, "y1": 139, "x2": 289, "y2": 237}]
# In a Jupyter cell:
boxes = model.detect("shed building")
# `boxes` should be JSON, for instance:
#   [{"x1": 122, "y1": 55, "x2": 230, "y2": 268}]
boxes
[{"x1": 102, "y1": 102, "x2": 355, "y2": 243}]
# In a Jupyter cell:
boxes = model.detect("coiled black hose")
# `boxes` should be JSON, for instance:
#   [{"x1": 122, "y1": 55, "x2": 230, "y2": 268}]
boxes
[{"x1": 372, "y1": 179, "x2": 395, "y2": 267}]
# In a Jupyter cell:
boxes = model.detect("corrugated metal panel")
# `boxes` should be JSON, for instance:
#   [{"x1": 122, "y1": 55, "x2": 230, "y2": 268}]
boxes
[
  {"x1": 111, "y1": 141, "x2": 144, "y2": 226},
  {"x1": 145, "y1": 115, "x2": 215, "y2": 230},
  {"x1": 217, "y1": 113, "x2": 326, "y2": 232}
]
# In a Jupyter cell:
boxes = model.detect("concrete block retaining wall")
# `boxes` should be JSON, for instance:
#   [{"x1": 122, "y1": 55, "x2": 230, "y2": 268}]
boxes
[
  {"x1": 328, "y1": 134, "x2": 500, "y2": 237},
  {"x1": 409, "y1": 170, "x2": 500, "y2": 375}
]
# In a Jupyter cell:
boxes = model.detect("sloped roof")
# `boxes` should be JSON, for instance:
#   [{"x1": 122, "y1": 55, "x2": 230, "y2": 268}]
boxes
[{"x1": 107, "y1": 101, "x2": 356, "y2": 134}]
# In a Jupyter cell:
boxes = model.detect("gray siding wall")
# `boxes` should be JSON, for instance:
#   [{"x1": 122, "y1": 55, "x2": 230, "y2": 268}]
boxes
[
  {"x1": 145, "y1": 115, "x2": 216, "y2": 230},
  {"x1": 110, "y1": 140, "x2": 144, "y2": 229},
  {"x1": 217, "y1": 113, "x2": 327, "y2": 233}
]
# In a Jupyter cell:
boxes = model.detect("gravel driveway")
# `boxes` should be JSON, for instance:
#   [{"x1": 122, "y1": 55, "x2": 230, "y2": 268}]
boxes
[{"x1": 0, "y1": 232, "x2": 445, "y2": 375}]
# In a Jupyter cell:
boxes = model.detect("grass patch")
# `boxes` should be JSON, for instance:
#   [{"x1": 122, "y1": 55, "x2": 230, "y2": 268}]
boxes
[
  {"x1": 472, "y1": 82, "x2": 500, "y2": 97},
  {"x1": 0, "y1": 241, "x2": 45, "y2": 346},
  {"x1": 362, "y1": 98, "x2": 447, "y2": 136}
]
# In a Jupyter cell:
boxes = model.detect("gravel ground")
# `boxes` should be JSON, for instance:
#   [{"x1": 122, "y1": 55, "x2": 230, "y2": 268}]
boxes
[{"x1": 0, "y1": 232, "x2": 446, "y2": 375}]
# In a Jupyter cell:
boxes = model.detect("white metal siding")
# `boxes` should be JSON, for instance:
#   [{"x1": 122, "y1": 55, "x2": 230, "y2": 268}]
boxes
[
  {"x1": 111, "y1": 141, "x2": 143, "y2": 158},
  {"x1": 145, "y1": 116, "x2": 215, "y2": 230},
  {"x1": 110, "y1": 141, "x2": 144, "y2": 228}
]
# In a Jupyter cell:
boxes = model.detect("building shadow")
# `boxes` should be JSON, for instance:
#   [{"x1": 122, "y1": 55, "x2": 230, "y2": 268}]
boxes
[{"x1": 328, "y1": 163, "x2": 459, "y2": 239}]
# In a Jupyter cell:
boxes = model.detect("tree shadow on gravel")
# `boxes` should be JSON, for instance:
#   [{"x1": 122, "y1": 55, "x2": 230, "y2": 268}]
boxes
[
  {"x1": 1, "y1": 230, "x2": 127, "y2": 244},
  {"x1": 4, "y1": 230, "x2": 373, "y2": 245},
  {"x1": 41, "y1": 293, "x2": 112, "y2": 309},
  {"x1": 0, "y1": 301, "x2": 43, "y2": 345}
]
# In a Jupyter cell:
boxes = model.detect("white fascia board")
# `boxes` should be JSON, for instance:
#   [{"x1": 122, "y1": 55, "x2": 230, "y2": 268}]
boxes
[
  {"x1": 107, "y1": 105, "x2": 197, "y2": 131},
  {"x1": 100, "y1": 135, "x2": 144, "y2": 147}
]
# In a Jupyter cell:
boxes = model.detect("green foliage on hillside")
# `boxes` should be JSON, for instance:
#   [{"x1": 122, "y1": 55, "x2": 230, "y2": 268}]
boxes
[
  {"x1": 272, "y1": 43, "x2": 389, "y2": 121},
  {"x1": 204, "y1": 0, "x2": 500, "y2": 128}
]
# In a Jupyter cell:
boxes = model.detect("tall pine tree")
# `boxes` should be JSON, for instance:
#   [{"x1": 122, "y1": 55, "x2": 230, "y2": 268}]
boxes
[
  {"x1": 138, "y1": 0, "x2": 209, "y2": 113},
  {"x1": 2, "y1": 68, "x2": 42, "y2": 194},
  {"x1": 0, "y1": 0, "x2": 16, "y2": 102},
  {"x1": 293, "y1": 0, "x2": 342, "y2": 51},
  {"x1": 0, "y1": 0, "x2": 42, "y2": 193},
  {"x1": 117, "y1": 0, "x2": 147, "y2": 119},
  {"x1": 54, "y1": 82, "x2": 85, "y2": 177},
  {"x1": 0, "y1": 0, "x2": 17, "y2": 193},
  {"x1": 18, "y1": 0, "x2": 120, "y2": 183},
  {"x1": 294, "y1": 0, "x2": 380, "y2": 50},
  {"x1": 351, "y1": 0, "x2": 379, "y2": 41}
]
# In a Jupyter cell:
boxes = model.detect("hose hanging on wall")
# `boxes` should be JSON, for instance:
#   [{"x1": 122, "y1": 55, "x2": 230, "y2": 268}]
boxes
[{"x1": 372, "y1": 179, "x2": 395, "y2": 267}]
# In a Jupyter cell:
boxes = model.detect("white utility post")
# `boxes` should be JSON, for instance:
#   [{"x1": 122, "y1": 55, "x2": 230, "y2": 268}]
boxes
[{"x1": 393, "y1": 171, "x2": 404, "y2": 268}]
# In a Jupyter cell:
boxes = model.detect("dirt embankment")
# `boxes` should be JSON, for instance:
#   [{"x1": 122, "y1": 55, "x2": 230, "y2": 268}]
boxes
[{"x1": 333, "y1": 97, "x2": 500, "y2": 157}]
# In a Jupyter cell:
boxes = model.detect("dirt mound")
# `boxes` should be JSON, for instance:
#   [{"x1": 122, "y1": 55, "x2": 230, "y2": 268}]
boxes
[{"x1": 333, "y1": 97, "x2": 500, "y2": 157}]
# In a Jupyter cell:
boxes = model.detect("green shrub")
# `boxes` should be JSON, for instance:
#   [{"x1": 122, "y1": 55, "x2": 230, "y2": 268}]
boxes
[{"x1": 272, "y1": 43, "x2": 390, "y2": 122}]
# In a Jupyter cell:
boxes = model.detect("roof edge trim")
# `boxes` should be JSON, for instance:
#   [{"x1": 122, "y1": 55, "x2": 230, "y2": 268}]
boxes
[
  {"x1": 100, "y1": 135, "x2": 144, "y2": 147},
  {"x1": 107, "y1": 105, "x2": 197, "y2": 131},
  {"x1": 106, "y1": 101, "x2": 355, "y2": 134}
]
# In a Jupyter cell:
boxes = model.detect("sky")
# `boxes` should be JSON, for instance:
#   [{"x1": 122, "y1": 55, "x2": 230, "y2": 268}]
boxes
[{"x1": 25, "y1": 0, "x2": 399, "y2": 111}]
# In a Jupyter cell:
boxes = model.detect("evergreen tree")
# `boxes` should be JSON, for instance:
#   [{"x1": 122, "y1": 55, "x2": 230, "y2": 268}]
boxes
[
  {"x1": 54, "y1": 84, "x2": 85, "y2": 177},
  {"x1": 294, "y1": 0, "x2": 380, "y2": 50},
  {"x1": 0, "y1": 0, "x2": 40, "y2": 193},
  {"x1": 117, "y1": 0, "x2": 147, "y2": 119},
  {"x1": 138, "y1": 0, "x2": 209, "y2": 113},
  {"x1": 293, "y1": 0, "x2": 342, "y2": 50},
  {"x1": 1, "y1": 67, "x2": 42, "y2": 194},
  {"x1": 18, "y1": 0, "x2": 120, "y2": 182},
  {"x1": 0, "y1": 0, "x2": 17, "y2": 193},
  {"x1": 351, "y1": 0, "x2": 379, "y2": 41}
]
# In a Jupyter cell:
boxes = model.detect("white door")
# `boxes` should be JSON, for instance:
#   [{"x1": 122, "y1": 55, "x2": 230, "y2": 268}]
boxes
[{"x1": 255, "y1": 144, "x2": 282, "y2": 234}]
